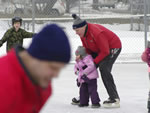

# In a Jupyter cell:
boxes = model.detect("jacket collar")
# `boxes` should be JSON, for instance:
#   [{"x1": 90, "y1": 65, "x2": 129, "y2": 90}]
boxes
[
  {"x1": 8, "y1": 46, "x2": 37, "y2": 85},
  {"x1": 15, "y1": 46, "x2": 38, "y2": 85},
  {"x1": 84, "y1": 23, "x2": 90, "y2": 37},
  {"x1": 84, "y1": 25, "x2": 88, "y2": 37}
]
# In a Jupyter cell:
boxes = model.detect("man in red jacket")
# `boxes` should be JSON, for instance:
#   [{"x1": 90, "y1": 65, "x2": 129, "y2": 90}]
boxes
[
  {"x1": 72, "y1": 14, "x2": 122, "y2": 108},
  {"x1": 0, "y1": 24, "x2": 71, "y2": 113}
]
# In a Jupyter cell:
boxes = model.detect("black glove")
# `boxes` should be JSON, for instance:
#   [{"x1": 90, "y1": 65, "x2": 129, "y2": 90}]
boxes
[
  {"x1": 0, "y1": 41, "x2": 3, "y2": 47},
  {"x1": 91, "y1": 52, "x2": 98, "y2": 59},
  {"x1": 76, "y1": 79, "x2": 80, "y2": 87},
  {"x1": 81, "y1": 74, "x2": 90, "y2": 83},
  {"x1": 32, "y1": 33, "x2": 37, "y2": 38}
]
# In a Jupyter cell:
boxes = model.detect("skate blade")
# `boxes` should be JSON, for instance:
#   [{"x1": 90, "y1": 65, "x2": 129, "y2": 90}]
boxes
[
  {"x1": 91, "y1": 106, "x2": 101, "y2": 108},
  {"x1": 103, "y1": 103, "x2": 120, "y2": 108},
  {"x1": 71, "y1": 102, "x2": 80, "y2": 105}
]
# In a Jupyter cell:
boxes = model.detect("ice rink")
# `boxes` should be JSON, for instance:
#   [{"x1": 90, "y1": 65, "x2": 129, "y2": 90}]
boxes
[
  {"x1": 40, "y1": 63, "x2": 149, "y2": 113},
  {"x1": 0, "y1": 19, "x2": 148, "y2": 113}
]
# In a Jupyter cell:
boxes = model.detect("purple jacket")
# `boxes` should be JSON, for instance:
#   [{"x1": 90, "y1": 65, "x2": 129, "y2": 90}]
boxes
[{"x1": 74, "y1": 55, "x2": 99, "y2": 84}]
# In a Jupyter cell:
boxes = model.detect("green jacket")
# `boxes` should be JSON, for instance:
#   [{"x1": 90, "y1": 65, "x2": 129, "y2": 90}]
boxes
[{"x1": 0, "y1": 27, "x2": 34, "y2": 52}]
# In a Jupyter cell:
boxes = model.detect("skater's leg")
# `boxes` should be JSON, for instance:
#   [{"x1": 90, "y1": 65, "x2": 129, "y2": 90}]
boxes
[
  {"x1": 99, "y1": 48, "x2": 121, "y2": 100},
  {"x1": 100, "y1": 66, "x2": 119, "y2": 100},
  {"x1": 88, "y1": 79, "x2": 100, "y2": 104},
  {"x1": 80, "y1": 83, "x2": 89, "y2": 105}
]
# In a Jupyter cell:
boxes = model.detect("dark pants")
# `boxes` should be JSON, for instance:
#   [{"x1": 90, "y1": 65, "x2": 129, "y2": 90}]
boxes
[
  {"x1": 98, "y1": 48, "x2": 121, "y2": 100},
  {"x1": 80, "y1": 79, "x2": 100, "y2": 105}
]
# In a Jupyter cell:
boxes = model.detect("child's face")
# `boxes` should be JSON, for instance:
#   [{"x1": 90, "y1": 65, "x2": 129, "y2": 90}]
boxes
[
  {"x1": 13, "y1": 22, "x2": 21, "y2": 31},
  {"x1": 76, "y1": 55, "x2": 81, "y2": 60}
]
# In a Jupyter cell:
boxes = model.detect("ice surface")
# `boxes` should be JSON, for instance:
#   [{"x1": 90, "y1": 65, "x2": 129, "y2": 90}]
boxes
[
  {"x1": 0, "y1": 18, "x2": 149, "y2": 113},
  {"x1": 40, "y1": 64, "x2": 149, "y2": 113}
]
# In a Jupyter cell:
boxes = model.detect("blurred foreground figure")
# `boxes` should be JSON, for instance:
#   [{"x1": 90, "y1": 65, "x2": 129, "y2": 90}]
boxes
[{"x1": 0, "y1": 24, "x2": 71, "y2": 113}]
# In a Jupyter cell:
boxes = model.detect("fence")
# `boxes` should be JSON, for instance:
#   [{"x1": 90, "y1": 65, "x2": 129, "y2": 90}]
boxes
[{"x1": 0, "y1": 0, "x2": 149, "y2": 63}]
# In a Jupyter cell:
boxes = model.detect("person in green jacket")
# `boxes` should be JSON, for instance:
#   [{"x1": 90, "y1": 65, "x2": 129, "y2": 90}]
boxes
[{"x1": 0, "y1": 17, "x2": 35, "y2": 52}]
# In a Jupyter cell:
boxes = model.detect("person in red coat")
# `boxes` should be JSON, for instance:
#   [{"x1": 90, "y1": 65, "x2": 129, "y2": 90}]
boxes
[
  {"x1": 71, "y1": 14, "x2": 122, "y2": 108},
  {"x1": 0, "y1": 24, "x2": 71, "y2": 113}
]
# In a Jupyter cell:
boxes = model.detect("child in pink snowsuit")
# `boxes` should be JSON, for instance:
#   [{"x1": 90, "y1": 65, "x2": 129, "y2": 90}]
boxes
[{"x1": 74, "y1": 46, "x2": 100, "y2": 108}]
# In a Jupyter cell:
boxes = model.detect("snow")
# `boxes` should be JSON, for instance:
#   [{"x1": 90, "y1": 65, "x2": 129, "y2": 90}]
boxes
[{"x1": 40, "y1": 63, "x2": 149, "y2": 113}]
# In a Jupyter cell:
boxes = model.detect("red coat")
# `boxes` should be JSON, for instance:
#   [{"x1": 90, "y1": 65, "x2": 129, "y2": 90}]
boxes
[
  {"x1": 81, "y1": 23, "x2": 122, "y2": 64},
  {"x1": 0, "y1": 49, "x2": 52, "y2": 113}
]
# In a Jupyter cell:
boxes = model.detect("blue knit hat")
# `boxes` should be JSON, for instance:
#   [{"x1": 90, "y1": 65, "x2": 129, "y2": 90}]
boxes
[
  {"x1": 27, "y1": 24, "x2": 71, "y2": 63},
  {"x1": 72, "y1": 14, "x2": 87, "y2": 29}
]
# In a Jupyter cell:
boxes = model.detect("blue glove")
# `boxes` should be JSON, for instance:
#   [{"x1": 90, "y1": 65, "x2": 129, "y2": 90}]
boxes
[
  {"x1": 81, "y1": 74, "x2": 90, "y2": 83},
  {"x1": 76, "y1": 79, "x2": 80, "y2": 87}
]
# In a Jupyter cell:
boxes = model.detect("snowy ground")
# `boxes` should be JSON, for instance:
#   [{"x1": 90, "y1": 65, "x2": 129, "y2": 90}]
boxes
[{"x1": 40, "y1": 63, "x2": 149, "y2": 113}]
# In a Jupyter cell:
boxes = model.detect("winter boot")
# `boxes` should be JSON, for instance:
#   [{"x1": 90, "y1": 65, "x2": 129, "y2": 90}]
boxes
[
  {"x1": 103, "y1": 98, "x2": 120, "y2": 108},
  {"x1": 71, "y1": 97, "x2": 80, "y2": 105}
]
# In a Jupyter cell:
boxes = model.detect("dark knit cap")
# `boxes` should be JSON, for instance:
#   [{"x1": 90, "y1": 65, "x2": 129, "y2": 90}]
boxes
[
  {"x1": 27, "y1": 24, "x2": 71, "y2": 63},
  {"x1": 72, "y1": 14, "x2": 87, "y2": 29},
  {"x1": 75, "y1": 46, "x2": 87, "y2": 58}
]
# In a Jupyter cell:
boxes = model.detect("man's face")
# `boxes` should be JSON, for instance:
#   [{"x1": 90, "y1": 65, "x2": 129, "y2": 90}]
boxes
[
  {"x1": 13, "y1": 22, "x2": 21, "y2": 31},
  {"x1": 31, "y1": 60, "x2": 66, "y2": 88},
  {"x1": 74, "y1": 26, "x2": 86, "y2": 37}
]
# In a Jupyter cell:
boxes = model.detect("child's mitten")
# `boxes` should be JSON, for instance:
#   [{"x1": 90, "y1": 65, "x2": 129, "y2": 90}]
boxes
[{"x1": 81, "y1": 74, "x2": 90, "y2": 83}]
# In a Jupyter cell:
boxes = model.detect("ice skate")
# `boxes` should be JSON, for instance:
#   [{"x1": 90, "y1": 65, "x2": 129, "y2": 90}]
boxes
[
  {"x1": 103, "y1": 99, "x2": 120, "y2": 108},
  {"x1": 71, "y1": 97, "x2": 80, "y2": 105}
]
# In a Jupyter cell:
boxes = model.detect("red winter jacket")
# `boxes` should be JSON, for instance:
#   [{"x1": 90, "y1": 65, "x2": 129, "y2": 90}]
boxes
[
  {"x1": 0, "y1": 48, "x2": 51, "y2": 113},
  {"x1": 81, "y1": 23, "x2": 122, "y2": 64}
]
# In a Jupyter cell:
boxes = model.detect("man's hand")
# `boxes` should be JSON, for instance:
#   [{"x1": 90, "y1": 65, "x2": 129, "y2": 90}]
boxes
[{"x1": 0, "y1": 41, "x2": 3, "y2": 47}]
